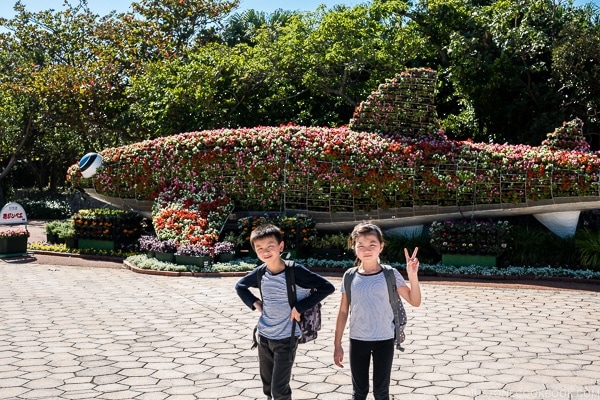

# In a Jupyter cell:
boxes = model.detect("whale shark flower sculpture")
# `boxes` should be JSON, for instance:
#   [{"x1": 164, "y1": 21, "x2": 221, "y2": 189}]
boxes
[
  {"x1": 66, "y1": 68, "x2": 600, "y2": 235},
  {"x1": 66, "y1": 121, "x2": 600, "y2": 228}
]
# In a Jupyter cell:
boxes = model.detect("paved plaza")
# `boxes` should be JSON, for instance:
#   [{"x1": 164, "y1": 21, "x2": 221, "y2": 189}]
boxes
[{"x1": 1, "y1": 259, "x2": 599, "y2": 399}]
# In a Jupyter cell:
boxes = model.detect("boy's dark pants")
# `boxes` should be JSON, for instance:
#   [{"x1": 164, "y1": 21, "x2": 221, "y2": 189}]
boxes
[
  {"x1": 258, "y1": 335, "x2": 297, "y2": 400},
  {"x1": 350, "y1": 338, "x2": 395, "y2": 400}
]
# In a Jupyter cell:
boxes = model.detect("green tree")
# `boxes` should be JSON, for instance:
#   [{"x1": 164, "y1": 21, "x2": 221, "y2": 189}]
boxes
[
  {"x1": 130, "y1": 0, "x2": 240, "y2": 52},
  {"x1": 3, "y1": 0, "x2": 600, "y2": 199},
  {"x1": 0, "y1": 1, "x2": 143, "y2": 194},
  {"x1": 127, "y1": 43, "x2": 234, "y2": 134},
  {"x1": 407, "y1": 0, "x2": 600, "y2": 144},
  {"x1": 221, "y1": 8, "x2": 296, "y2": 46},
  {"x1": 0, "y1": 0, "x2": 240, "y2": 196},
  {"x1": 249, "y1": 1, "x2": 416, "y2": 125},
  {"x1": 552, "y1": 4, "x2": 600, "y2": 133},
  {"x1": 128, "y1": 2, "x2": 421, "y2": 130}
]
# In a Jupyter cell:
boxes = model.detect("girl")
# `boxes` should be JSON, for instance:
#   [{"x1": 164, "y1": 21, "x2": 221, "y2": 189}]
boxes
[{"x1": 333, "y1": 222, "x2": 421, "y2": 400}]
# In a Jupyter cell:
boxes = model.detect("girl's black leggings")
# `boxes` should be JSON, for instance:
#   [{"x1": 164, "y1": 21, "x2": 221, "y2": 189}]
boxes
[{"x1": 349, "y1": 338, "x2": 395, "y2": 400}]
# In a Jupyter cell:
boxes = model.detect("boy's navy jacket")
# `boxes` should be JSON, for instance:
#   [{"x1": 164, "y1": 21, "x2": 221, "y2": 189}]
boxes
[{"x1": 235, "y1": 262, "x2": 335, "y2": 313}]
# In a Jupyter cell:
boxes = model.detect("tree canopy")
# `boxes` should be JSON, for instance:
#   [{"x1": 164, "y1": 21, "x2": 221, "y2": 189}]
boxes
[{"x1": 1, "y1": 0, "x2": 600, "y2": 201}]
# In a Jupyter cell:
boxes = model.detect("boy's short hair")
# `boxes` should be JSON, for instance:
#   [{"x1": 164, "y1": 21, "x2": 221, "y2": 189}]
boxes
[{"x1": 250, "y1": 224, "x2": 284, "y2": 249}]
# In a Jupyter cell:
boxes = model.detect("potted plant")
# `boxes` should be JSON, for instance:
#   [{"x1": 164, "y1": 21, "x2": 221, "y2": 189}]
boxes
[
  {"x1": 214, "y1": 241, "x2": 235, "y2": 262},
  {"x1": 0, "y1": 227, "x2": 30, "y2": 254},
  {"x1": 429, "y1": 219, "x2": 512, "y2": 267},
  {"x1": 73, "y1": 208, "x2": 142, "y2": 250},
  {"x1": 138, "y1": 235, "x2": 160, "y2": 257},
  {"x1": 44, "y1": 221, "x2": 62, "y2": 244},
  {"x1": 223, "y1": 231, "x2": 244, "y2": 247},
  {"x1": 55, "y1": 221, "x2": 77, "y2": 249},
  {"x1": 152, "y1": 239, "x2": 178, "y2": 262},
  {"x1": 175, "y1": 242, "x2": 213, "y2": 269},
  {"x1": 311, "y1": 233, "x2": 349, "y2": 260},
  {"x1": 276, "y1": 214, "x2": 317, "y2": 252}
]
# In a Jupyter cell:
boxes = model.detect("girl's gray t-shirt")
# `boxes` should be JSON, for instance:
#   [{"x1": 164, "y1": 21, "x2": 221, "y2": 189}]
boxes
[
  {"x1": 258, "y1": 269, "x2": 311, "y2": 340},
  {"x1": 341, "y1": 268, "x2": 407, "y2": 341}
]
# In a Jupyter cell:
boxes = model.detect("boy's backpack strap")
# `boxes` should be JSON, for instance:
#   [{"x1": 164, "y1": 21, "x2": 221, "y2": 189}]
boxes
[
  {"x1": 283, "y1": 260, "x2": 298, "y2": 361},
  {"x1": 251, "y1": 264, "x2": 267, "y2": 350},
  {"x1": 256, "y1": 263, "x2": 267, "y2": 295},
  {"x1": 382, "y1": 264, "x2": 406, "y2": 352},
  {"x1": 343, "y1": 267, "x2": 359, "y2": 305},
  {"x1": 283, "y1": 259, "x2": 296, "y2": 308}
]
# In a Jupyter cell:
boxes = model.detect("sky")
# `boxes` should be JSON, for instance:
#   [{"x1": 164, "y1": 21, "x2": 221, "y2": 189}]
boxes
[
  {"x1": 0, "y1": 0, "x2": 595, "y2": 19},
  {"x1": 0, "y1": 0, "x2": 365, "y2": 19}
]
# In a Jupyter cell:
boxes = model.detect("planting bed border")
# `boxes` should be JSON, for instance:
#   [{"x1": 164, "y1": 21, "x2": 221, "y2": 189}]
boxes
[{"x1": 20, "y1": 250, "x2": 600, "y2": 289}]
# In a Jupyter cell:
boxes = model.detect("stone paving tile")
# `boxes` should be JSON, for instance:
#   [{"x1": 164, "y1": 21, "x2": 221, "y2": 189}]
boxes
[{"x1": 1, "y1": 262, "x2": 600, "y2": 399}]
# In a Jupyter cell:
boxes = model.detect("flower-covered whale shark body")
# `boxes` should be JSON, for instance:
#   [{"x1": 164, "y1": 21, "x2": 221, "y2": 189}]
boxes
[{"x1": 66, "y1": 122, "x2": 600, "y2": 232}]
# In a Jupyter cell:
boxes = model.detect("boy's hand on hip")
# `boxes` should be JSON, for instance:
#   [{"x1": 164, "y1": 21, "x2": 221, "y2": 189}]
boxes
[
  {"x1": 290, "y1": 307, "x2": 301, "y2": 322},
  {"x1": 254, "y1": 300, "x2": 263, "y2": 313}
]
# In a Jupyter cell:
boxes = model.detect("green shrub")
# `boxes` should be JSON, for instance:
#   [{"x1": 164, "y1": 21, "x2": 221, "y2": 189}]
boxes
[
  {"x1": 44, "y1": 220, "x2": 63, "y2": 235},
  {"x1": 547, "y1": 234, "x2": 579, "y2": 268},
  {"x1": 55, "y1": 221, "x2": 75, "y2": 239},
  {"x1": 11, "y1": 189, "x2": 73, "y2": 219},
  {"x1": 381, "y1": 232, "x2": 437, "y2": 265},
  {"x1": 126, "y1": 254, "x2": 189, "y2": 272},
  {"x1": 312, "y1": 233, "x2": 348, "y2": 249},
  {"x1": 575, "y1": 229, "x2": 600, "y2": 271},
  {"x1": 125, "y1": 254, "x2": 256, "y2": 273},
  {"x1": 509, "y1": 224, "x2": 578, "y2": 268}
]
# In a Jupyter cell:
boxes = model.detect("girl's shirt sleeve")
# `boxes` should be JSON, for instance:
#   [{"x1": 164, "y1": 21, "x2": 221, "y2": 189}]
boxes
[{"x1": 393, "y1": 268, "x2": 408, "y2": 288}]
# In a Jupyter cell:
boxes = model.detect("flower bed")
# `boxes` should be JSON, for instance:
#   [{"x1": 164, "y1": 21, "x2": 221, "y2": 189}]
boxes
[
  {"x1": 0, "y1": 228, "x2": 29, "y2": 254},
  {"x1": 72, "y1": 209, "x2": 143, "y2": 245},
  {"x1": 237, "y1": 213, "x2": 317, "y2": 250},
  {"x1": 0, "y1": 227, "x2": 29, "y2": 239},
  {"x1": 429, "y1": 219, "x2": 512, "y2": 256},
  {"x1": 138, "y1": 234, "x2": 236, "y2": 266},
  {"x1": 139, "y1": 236, "x2": 177, "y2": 253},
  {"x1": 123, "y1": 253, "x2": 600, "y2": 282},
  {"x1": 152, "y1": 180, "x2": 233, "y2": 246}
]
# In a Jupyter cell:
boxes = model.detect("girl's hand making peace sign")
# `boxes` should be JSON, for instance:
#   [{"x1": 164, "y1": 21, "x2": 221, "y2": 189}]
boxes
[
  {"x1": 404, "y1": 247, "x2": 419, "y2": 275},
  {"x1": 400, "y1": 247, "x2": 421, "y2": 306}
]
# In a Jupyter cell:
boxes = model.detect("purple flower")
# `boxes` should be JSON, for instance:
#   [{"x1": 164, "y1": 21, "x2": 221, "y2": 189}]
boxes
[
  {"x1": 138, "y1": 235, "x2": 178, "y2": 253},
  {"x1": 176, "y1": 242, "x2": 213, "y2": 257},
  {"x1": 213, "y1": 241, "x2": 235, "y2": 255}
]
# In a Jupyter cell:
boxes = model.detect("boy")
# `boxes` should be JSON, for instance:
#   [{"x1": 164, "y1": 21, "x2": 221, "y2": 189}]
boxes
[{"x1": 235, "y1": 224, "x2": 335, "y2": 400}]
